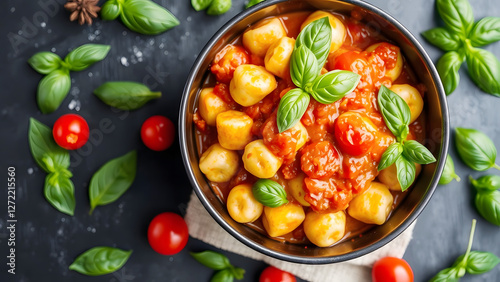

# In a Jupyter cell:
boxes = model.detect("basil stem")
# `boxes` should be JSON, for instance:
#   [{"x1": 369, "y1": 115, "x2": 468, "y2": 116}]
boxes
[
  {"x1": 28, "y1": 52, "x2": 62, "y2": 75},
  {"x1": 378, "y1": 142, "x2": 403, "y2": 171},
  {"x1": 246, "y1": 0, "x2": 265, "y2": 9},
  {"x1": 276, "y1": 88, "x2": 310, "y2": 133},
  {"x1": 469, "y1": 17, "x2": 500, "y2": 47},
  {"x1": 252, "y1": 179, "x2": 288, "y2": 208},
  {"x1": 37, "y1": 69, "x2": 71, "y2": 114},
  {"x1": 436, "y1": 51, "x2": 463, "y2": 95},
  {"x1": 421, "y1": 27, "x2": 462, "y2": 51},
  {"x1": 89, "y1": 151, "x2": 137, "y2": 214},
  {"x1": 29, "y1": 118, "x2": 75, "y2": 216},
  {"x1": 290, "y1": 45, "x2": 319, "y2": 89},
  {"x1": 395, "y1": 155, "x2": 416, "y2": 192},
  {"x1": 465, "y1": 47, "x2": 500, "y2": 97},
  {"x1": 455, "y1": 128, "x2": 500, "y2": 171},
  {"x1": 436, "y1": 0, "x2": 474, "y2": 36},
  {"x1": 94, "y1": 81, "x2": 162, "y2": 110},
  {"x1": 377, "y1": 85, "x2": 411, "y2": 140},
  {"x1": 110, "y1": 0, "x2": 179, "y2": 35},
  {"x1": 190, "y1": 251, "x2": 232, "y2": 270},
  {"x1": 310, "y1": 70, "x2": 360, "y2": 104},
  {"x1": 439, "y1": 154, "x2": 461, "y2": 185},
  {"x1": 192, "y1": 0, "x2": 214, "y2": 11},
  {"x1": 69, "y1": 247, "x2": 132, "y2": 276},
  {"x1": 207, "y1": 0, "x2": 232, "y2": 16},
  {"x1": 64, "y1": 44, "x2": 111, "y2": 72}
]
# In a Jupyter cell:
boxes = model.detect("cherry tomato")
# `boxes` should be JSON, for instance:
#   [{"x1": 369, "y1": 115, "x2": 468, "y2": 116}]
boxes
[
  {"x1": 372, "y1": 257, "x2": 414, "y2": 282},
  {"x1": 334, "y1": 112, "x2": 376, "y2": 156},
  {"x1": 259, "y1": 266, "x2": 296, "y2": 282},
  {"x1": 141, "y1": 115, "x2": 175, "y2": 151},
  {"x1": 211, "y1": 45, "x2": 250, "y2": 84},
  {"x1": 52, "y1": 114, "x2": 89, "y2": 150},
  {"x1": 147, "y1": 212, "x2": 189, "y2": 255}
]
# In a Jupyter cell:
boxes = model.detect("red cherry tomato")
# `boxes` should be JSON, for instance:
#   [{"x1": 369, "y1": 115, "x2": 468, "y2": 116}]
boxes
[
  {"x1": 147, "y1": 212, "x2": 189, "y2": 255},
  {"x1": 334, "y1": 112, "x2": 376, "y2": 156},
  {"x1": 372, "y1": 257, "x2": 414, "y2": 282},
  {"x1": 259, "y1": 266, "x2": 296, "y2": 282},
  {"x1": 52, "y1": 114, "x2": 89, "y2": 150},
  {"x1": 141, "y1": 115, "x2": 175, "y2": 151}
]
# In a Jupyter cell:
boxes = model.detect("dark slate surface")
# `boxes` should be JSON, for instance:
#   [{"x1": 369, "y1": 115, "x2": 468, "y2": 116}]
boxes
[{"x1": 0, "y1": 0, "x2": 499, "y2": 281}]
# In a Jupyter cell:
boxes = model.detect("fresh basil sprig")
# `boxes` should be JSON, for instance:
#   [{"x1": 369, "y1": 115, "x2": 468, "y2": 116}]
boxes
[
  {"x1": 191, "y1": 0, "x2": 232, "y2": 16},
  {"x1": 439, "y1": 154, "x2": 461, "y2": 185},
  {"x1": 430, "y1": 219, "x2": 500, "y2": 281},
  {"x1": 94, "y1": 81, "x2": 162, "y2": 110},
  {"x1": 28, "y1": 44, "x2": 110, "y2": 114},
  {"x1": 252, "y1": 179, "x2": 288, "y2": 208},
  {"x1": 191, "y1": 251, "x2": 245, "y2": 282},
  {"x1": 276, "y1": 18, "x2": 360, "y2": 132},
  {"x1": 89, "y1": 151, "x2": 137, "y2": 214},
  {"x1": 455, "y1": 128, "x2": 500, "y2": 171},
  {"x1": 470, "y1": 175, "x2": 500, "y2": 226},
  {"x1": 246, "y1": 0, "x2": 265, "y2": 8},
  {"x1": 101, "y1": 0, "x2": 179, "y2": 35},
  {"x1": 69, "y1": 246, "x2": 132, "y2": 276},
  {"x1": 377, "y1": 86, "x2": 436, "y2": 191},
  {"x1": 29, "y1": 118, "x2": 75, "y2": 215},
  {"x1": 422, "y1": 0, "x2": 500, "y2": 96}
]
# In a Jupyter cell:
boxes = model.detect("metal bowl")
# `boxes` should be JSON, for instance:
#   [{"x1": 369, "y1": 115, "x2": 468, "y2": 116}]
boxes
[{"x1": 179, "y1": 0, "x2": 449, "y2": 264}]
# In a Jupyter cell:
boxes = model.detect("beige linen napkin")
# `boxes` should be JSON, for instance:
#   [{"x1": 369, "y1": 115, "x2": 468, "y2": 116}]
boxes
[{"x1": 185, "y1": 192, "x2": 415, "y2": 282}]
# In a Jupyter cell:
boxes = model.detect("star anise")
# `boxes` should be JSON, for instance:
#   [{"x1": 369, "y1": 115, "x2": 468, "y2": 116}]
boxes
[{"x1": 64, "y1": 0, "x2": 101, "y2": 26}]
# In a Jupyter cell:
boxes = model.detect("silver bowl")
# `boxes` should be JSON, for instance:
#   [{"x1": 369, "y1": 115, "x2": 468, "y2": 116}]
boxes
[{"x1": 179, "y1": 0, "x2": 449, "y2": 264}]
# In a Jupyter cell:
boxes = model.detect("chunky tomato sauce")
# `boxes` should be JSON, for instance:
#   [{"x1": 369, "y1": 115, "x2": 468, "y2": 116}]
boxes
[{"x1": 194, "y1": 10, "x2": 425, "y2": 245}]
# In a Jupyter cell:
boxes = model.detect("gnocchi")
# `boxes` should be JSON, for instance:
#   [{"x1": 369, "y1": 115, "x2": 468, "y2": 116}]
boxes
[
  {"x1": 198, "y1": 87, "x2": 229, "y2": 126},
  {"x1": 287, "y1": 173, "x2": 310, "y2": 206},
  {"x1": 390, "y1": 84, "x2": 424, "y2": 123},
  {"x1": 303, "y1": 211, "x2": 346, "y2": 247},
  {"x1": 229, "y1": 64, "x2": 277, "y2": 107},
  {"x1": 264, "y1": 37, "x2": 295, "y2": 79},
  {"x1": 199, "y1": 143, "x2": 239, "y2": 183},
  {"x1": 227, "y1": 184, "x2": 263, "y2": 223},
  {"x1": 378, "y1": 163, "x2": 422, "y2": 191},
  {"x1": 300, "y1": 11, "x2": 346, "y2": 54},
  {"x1": 366, "y1": 42, "x2": 403, "y2": 82},
  {"x1": 347, "y1": 182, "x2": 393, "y2": 225},
  {"x1": 243, "y1": 140, "x2": 283, "y2": 179},
  {"x1": 242, "y1": 17, "x2": 287, "y2": 57},
  {"x1": 262, "y1": 202, "x2": 305, "y2": 237},
  {"x1": 216, "y1": 110, "x2": 254, "y2": 150},
  {"x1": 293, "y1": 121, "x2": 309, "y2": 151}
]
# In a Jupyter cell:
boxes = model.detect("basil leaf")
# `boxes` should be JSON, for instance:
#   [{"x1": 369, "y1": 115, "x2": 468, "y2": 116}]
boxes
[
  {"x1": 94, "y1": 81, "x2": 162, "y2": 110},
  {"x1": 475, "y1": 190, "x2": 500, "y2": 226},
  {"x1": 120, "y1": 0, "x2": 179, "y2": 35},
  {"x1": 421, "y1": 27, "x2": 461, "y2": 51},
  {"x1": 101, "y1": 0, "x2": 121, "y2": 20},
  {"x1": 28, "y1": 118, "x2": 70, "y2": 173},
  {"x1": 465, "y1": 48, "x2": 500, "y2": 97},
  {"x1": 28, "y1": 52, "x2": 62, "y2": 75},
  {"x1": 89, "y1": 151, "x2": 137, "y2": 214},
  {"x1": 469, "y1": 17, "x2": 500, "y2": 47},
  {"x1": 69, "y1": 246, "x2": 132, "y2": 276},
  {"x1": 455, "y1": 128, "x2": 499, "y2": 171},
  {"x1": 439, "y1": 154, "x2": 461, "y2": 185},
  {"x1": 191, "y1": 251, "x2": 231, "y2": 270},
  {"x1": 44, "y1": 172, "x2": 75, "y2": 216},
  {"x1": 252, "y1": 179, "x2": 288, "y2": 207},
  {"x1": 465, "y1": 251, "x2": 500, "y2": 274},
  {"x1": 64, "y1": 44, "x2": 110, "y2": 72},
  {"x1": 192, "y1": 0, "x2": 214, "y2": 11},
  {"x1": 290, "y1": 45, "x2": 319, "y2": 89},
  {"x1": 436, "y1": 51, "x2": 463, "y2": 95},
  {"x1": 402, "y1": 140, "x2": 436, "y2": 165},
  {"x1": 246, "y1": 0, "x2": 265, "y2": 8},
  {"x1": 310, "y1": 70, "x2": 360, "y2": 104},
  {"x1": 378, "y1": 142, "x2": 403, "y2": 171},
  {"x1": 211, "y1": 268, "x2": 234, "y2": 282},
  {"x1": 207, "y1": 0, "x2": 231, "y2": 16},
  {"x1": 229, "y1": 266, "x2": 245, "y2": 280},
  {"x1": 276, "y1": 88, "x2": 310, "y2": 133},
  {"x1": 295, "y1": 17, "x2": 332, "y2": 68},
  {"x1": 395, "y1": 155, "x2": 416, "y2": 192},
  {"x1": 436, "y1": 0, "x2": 474, "y2": 36},
  {"x1": 429, "y1": 267, "x2": 460, "y2": 282},
  {"x1": 377, "y1": 85, "x2": 411, "y2": 139},
  {"x1": 37, "y1": 69, "x2": 71, "y2": 114},
  {"x1": 470, "y1": 175, "x2": 500, "y2": 192}
]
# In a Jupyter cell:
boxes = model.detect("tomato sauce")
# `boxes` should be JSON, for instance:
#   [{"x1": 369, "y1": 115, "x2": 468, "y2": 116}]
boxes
[{"x1": 195, "y1": 10, "x2": 425, "y2": 245}]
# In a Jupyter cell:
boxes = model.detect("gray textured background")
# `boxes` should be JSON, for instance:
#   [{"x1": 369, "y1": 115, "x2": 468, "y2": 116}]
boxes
[{"x1": 0, "y1": 0, "x2": 499, "y2": 281}]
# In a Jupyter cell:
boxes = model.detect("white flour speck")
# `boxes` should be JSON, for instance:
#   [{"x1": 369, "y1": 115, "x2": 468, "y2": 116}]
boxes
[
  {"x1": 88, "y1": 72, "x2": 93, "y2": 77},
  {"x1": 47, "y1": 29, "x2": 52, "y2": 34},
  {"x1": 68, "y1": 100, "x2": 81, "y2": 111},
  {"x1": 159, "y1": 43, "x2": 165, "y2": 49},
  {"x1": 27, "y1": 168, "x2": 34, "y2": 175},
  {"x1": 120, "y1": 57, "x2": 129, "y2": 66},
  {"x1": 164, "y1": 50, "x2": 169, "y2": 56},
  {"x1": 18, "y1": 30, "x2": 22, "y2": 35},
  {"x1": 57, "y1": 227, "x2": 64, "y2": 236},
  {"x1": 70, "y1": 87, "x2": 80, "y2": 96},
  {"x1": 122, "y1": 31, "x2": 127, "y2": 36},
  {"x1": 187, "y1": 16, "x2": 192, "y2": 22},
  {"x1": 61, "y1": 218, "x2": 66, "y2": 222},
  {"x1": 40, "y1": 22, "x2": 46, "y2": 28},
  {"x1": 149, "y1": 39, "x2": 155, "y2": 45},
  {"x1": 169, "y1": 257, "x2": 174, "y2": 262},
  {"x1": 34, "y1": 43, "x2": 39, "y2": 48},
  {"x1": 51, "y1": 47, "x2": 56, "y2": 52},
  {"x1": 185, "y1": 32, "x2": 190, "y2": 37},
  {"x1": 10, "y1": 7, "x2": 15, "y2": 13}
]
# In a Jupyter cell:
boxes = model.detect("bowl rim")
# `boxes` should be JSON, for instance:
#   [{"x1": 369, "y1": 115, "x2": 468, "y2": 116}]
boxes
[{"x1": 179, "y1": 0, "x2": 450, "y2": 264}]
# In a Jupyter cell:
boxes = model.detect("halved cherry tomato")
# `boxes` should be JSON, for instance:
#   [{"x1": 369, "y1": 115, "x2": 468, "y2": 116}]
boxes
[
  {"x1": 259, "y1": 266, "x2": 296, "y2": 282},
  {"x1": 334, "y1": 112, "x2": 376, "y2": 156},
  {"x1": 372, "y1": 257, "x2": 414, "y2": 282},
  {"x1": 141, "y1": 115, "x2": 175, "y2": 151},
  {"x1": 147, "y1": 212, "x2": 189, "y2": 255},
  {"x1": 52, "y1": 114, "x2": 89, "y2": 150}
]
